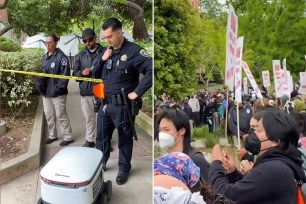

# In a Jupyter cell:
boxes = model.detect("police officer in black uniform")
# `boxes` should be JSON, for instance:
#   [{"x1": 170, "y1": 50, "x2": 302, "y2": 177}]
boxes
[
  {"x1": 72, "y1": 28, "x2": 106, "y2": 147},
  {"x1": 95, "y1": 18, "x2": 152, "y2": 185}
]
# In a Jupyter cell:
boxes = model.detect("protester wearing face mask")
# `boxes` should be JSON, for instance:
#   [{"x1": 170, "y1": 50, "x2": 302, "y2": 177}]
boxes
[
  {"x1": 208, "y1": 109, "x2": 306, "y2": 204},
  {"x1": 156, "y1": 107, "x2": 211, "y2": 183},
  {"x1": 236, "y1": 117, "x2": 257, "y2": 162}
]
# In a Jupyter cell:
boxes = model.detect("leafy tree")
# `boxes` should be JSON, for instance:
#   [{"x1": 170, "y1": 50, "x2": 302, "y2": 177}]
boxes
[
  {"x1": 154, "y1": 0, "x2": 203, "y2": 99},
  {"x1": 228, "y1": 0, "x2": 306, "y2": 82},
  {"x1": 199, "y1": 0, "x2": 224, "y2": 18},
  {"x1": 93, "y1": 0, "x2": 152, "y2": 40},
  {"x1": 198, "y1": 16, "x2": 226, "y2": 86},
  {"x1": 5, "y1": 0, "x2": 92, "y2": 36},
  {"x1": 2, "y1": 0, "x2": 152, "y2": 41}
]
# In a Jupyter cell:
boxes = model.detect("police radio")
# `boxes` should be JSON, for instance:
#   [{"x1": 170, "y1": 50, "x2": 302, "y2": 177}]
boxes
[{"x1": 106, "y1": 47, "x2": 114, "y2": 70}]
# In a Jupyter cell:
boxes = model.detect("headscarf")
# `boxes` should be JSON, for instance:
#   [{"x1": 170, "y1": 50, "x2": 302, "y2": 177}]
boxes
[{"x1": 154, "y1": 152, "x2": 200, "y2": 188}]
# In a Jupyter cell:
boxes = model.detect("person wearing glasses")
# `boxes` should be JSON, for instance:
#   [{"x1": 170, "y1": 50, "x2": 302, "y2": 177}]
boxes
[
  {"x1": 72, "y1": 28, "x2": 106, "y2": 148},
  {"x1": 38, "y1": 34, "x2": 74, "y2": 146},
  {"x1": 95, "y1": 18, "x2": 152, "y2": 185}
]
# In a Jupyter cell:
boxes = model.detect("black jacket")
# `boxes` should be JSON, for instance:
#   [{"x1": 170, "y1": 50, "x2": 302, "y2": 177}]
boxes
[
  {"x1": 72, "y1": 44, "x2": 105, "y2": 96},
  {"x1": 228, "y1": 106, "x2": 252, "y2": 137},
  {"x1": 41, "y1": 48, "x2": 70, "y2": 97},
  {"x1": 95, "y1": 39, "x2": 152, "y2": 98},
  {"x1": 182, "y1": 102, "x2": 193, "y2": 119},
  {"x1": 208, "y1": 148, "x2": 306, "y2": 204}
]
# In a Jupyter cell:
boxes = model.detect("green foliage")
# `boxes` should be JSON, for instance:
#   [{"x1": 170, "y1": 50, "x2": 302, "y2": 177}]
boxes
[
  {"x1": 229, "y1": 0, "x2": 306, "y2": 81},
  {"x1": 154, "y1": 0, "x2": 203, "y2": 100},
  {"x1": 0, "y1": 48, "x2": 44, "y2": 119},
  {"x1": 6, "y1": 0, "x2": 152, "y2": 38},
  {"x1": 92, "y1": 0, "x2": 153, "y2": 31},
  {"x1": 0, "y1": 36, "x2": 21, "y2": 52},
  {"x1": 193, "y1": 125, "x2": 222, "y2": 148},
  {"x1": 142, "y1": 87, "x2": 152, "y2": 117},
  {"x1": 7, "y1": 0, "x2": 92, "y2": 36}
]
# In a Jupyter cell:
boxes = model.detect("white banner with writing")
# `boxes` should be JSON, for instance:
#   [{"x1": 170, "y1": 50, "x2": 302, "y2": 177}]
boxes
[
  {"x1": 225, "y1": 4, "x2": 238, "y2": 91},
  {"x1": 242, "y1": 61, "x2": 263, "y2": 98}
]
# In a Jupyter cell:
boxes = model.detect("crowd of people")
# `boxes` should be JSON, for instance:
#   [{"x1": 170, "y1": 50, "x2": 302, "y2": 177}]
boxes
[{"x1": 154, "y1": 85, "x2": 306, "y2": 203}]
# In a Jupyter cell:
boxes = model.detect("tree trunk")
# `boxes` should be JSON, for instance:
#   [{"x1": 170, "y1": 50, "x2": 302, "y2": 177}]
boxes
[{"x1": 125, "y1": 0, "x2": 150, "y2": 41}]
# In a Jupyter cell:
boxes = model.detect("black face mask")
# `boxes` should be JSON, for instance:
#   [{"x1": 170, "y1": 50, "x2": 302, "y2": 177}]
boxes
[{"x1": 245, "y1": 132, "x2": 269, "y2": 155}]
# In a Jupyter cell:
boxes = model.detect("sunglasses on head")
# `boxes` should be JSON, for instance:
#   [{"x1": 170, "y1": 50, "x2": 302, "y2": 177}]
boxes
[{"x1": 83, "y1": 37, "x2": 94, "y2": 44}]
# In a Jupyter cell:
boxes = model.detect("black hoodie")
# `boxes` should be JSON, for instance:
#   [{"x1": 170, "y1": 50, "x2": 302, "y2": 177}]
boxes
[{"x1": 208, "y1": 148, "x2": 306, "y2": 204}]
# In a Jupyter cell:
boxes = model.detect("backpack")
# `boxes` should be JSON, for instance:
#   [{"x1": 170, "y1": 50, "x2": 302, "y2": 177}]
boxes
[{"x1": 297, "y1": 148, "x2": 306, "y2": 203}]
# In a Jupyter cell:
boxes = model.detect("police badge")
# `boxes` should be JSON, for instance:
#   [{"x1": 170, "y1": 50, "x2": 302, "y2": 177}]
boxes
[
  {"x1": 120, "y1": 54, "x2": 128, "y2": 61},
  {"x1": 61, "y1": 58, "x2": 68, "y2": 66},
  {"x1": 51, "y1": 62, "x2": 55, "y2": 68},
  {"x1": 139, "y1": 49, "x2": 150, "y2": 57}
]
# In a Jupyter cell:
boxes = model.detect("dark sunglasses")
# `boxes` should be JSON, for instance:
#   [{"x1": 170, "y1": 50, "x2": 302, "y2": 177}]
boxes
[{"x1": 83, "y1": 37, "x2": 94, "y2": 44}]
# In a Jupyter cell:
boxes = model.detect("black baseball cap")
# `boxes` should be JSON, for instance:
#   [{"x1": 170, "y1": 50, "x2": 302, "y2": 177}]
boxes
[{"x1": 82, "y1": 28, "x2": 96, "y2": 38}]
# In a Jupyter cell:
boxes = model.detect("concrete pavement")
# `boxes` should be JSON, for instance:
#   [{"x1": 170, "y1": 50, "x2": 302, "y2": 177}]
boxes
[{"x1": 1, "y1": 80, "x2": 153, "y2": 204}]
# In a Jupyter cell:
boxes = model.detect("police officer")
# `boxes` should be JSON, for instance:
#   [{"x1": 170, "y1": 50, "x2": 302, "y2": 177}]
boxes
[
  {"x1": 96, "y1": 18, "x2": 152, "y2": 185},
  {"x1": 72, "y1": 28, "x2": 105, "y2": 147},
  {"x1": 40, "y1": 34, "x2": 73, "y2": 146}
]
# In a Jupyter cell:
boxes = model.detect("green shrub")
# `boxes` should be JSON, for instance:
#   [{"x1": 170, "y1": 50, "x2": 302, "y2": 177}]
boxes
[
  {"x1": 193, "y1": 125, "x2": 222, "y2": 148},
  {"x1": 205, "y1": 132, "x2": 219, "y2": 148},
  {"x1": 0, "y1": 36, "x2": 22, "y2": 52},
  {"x1": 0, "y1": 48, "x2": 44, "y2": 119},
  {"x1": 193, "y1": 125, "x2": 209, "y2": 139},
  {"x1": 142, "y1": 87, "x2": 152, "y2": 117}
]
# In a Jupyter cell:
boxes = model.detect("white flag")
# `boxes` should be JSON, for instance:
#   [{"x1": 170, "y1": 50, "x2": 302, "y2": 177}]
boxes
[
  {"x1": 272, "y1": 60, "x2": 283, "y2": 98},
  {"x1": 242, "y1": 61, "x2": 263, "y2": 98},
  {"x1": 225, "y1": 4, "x2": 238, "y2": 92},
  {"x1": 234, "y1": 37, "x2": 244, "y2": 103},
  {"x1": 262, "y1": 70, "x2": 271, "y2": 88},
  {"x1": 243, "y1": 77, "x2": 248, "y2": 95}
]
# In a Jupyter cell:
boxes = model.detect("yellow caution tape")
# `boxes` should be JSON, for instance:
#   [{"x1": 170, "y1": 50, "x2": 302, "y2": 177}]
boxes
[{"x1": 0, "y1": 68, "x2": 103, "y2": 83}]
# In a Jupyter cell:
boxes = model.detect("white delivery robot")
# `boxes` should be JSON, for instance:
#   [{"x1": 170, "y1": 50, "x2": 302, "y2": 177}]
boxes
[{"x1": 37, "y1": 147, "x2": 112, "y2": 204}]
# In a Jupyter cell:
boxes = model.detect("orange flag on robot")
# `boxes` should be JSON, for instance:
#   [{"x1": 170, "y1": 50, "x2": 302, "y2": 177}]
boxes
[{"x1": 92, "y1": 83, "x2": 105, "y2": 99}]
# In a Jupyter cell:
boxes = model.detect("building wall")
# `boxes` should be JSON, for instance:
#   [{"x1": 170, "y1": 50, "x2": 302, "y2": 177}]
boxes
[
  {"x1": 188, "y1": 0, "x2": 199, "y2": 11},
  {"x1": 0, "y1": 0, "x2": 18, "y2": 42},
  {"x1": 0, "y1": 0, "x2": 9, "y2": 22}
]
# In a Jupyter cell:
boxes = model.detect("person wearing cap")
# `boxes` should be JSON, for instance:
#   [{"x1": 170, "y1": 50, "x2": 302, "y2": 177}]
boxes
[
  {"x1": 72, "y1": 28, "x2": 106, "y2": 148},
  {"x1": 37, "y1": 34, "x2": 73, "y2": 146},
  {"x1": 95, "y1": 18, "x2": 152, "y2": 185}
]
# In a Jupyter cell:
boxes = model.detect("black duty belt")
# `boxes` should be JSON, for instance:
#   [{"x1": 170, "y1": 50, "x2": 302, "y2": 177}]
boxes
[{"x1": 103, "y1": 94, "x2": 124, "y2": 105}]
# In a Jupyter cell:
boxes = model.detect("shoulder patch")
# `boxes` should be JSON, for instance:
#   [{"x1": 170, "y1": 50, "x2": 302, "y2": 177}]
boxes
[
  {"x1": 61, "y1": 58, "x2": 68, "y2": 66},
  {"x1": 139, "y1": 49, "x2": 150, "y2": 58}
]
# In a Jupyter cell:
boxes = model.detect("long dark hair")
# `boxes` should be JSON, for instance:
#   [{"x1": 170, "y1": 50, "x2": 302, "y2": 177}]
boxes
[
  {"x1": 192, "y1": 180, "x2": 235, "y2": 204},
  {"x1": 155, "y1": 107, "x2": 193, "y2": 153}
]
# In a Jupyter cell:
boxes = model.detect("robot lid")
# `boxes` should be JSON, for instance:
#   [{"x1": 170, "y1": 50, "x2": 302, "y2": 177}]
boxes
[{"x1": 40, "y1": 147, "x2": 102, "y2": 185}]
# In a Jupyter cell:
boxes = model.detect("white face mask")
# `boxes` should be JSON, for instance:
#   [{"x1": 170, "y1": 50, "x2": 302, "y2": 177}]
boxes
[
  {"x1": 158, "y1": 131, "x2": 182, "y2": 149},
  {"x1": 158, "y1": 132, "x2": 174, "y2": 149}
]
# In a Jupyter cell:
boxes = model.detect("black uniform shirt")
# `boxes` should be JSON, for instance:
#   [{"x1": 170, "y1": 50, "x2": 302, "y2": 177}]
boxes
[{"x1": 100, "y1": 39, "x2": 152, "y2": 98}]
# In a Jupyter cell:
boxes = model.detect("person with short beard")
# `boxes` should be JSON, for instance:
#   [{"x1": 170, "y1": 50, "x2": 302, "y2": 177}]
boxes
[{"x1": 72, "y1": 28, "x2": 106, "y2": 148}]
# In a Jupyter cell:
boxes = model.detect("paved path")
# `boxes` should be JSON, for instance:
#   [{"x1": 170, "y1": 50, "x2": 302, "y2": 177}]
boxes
[{"x1": 1, "y1": 80, "x2": 153, "y2": 204}]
